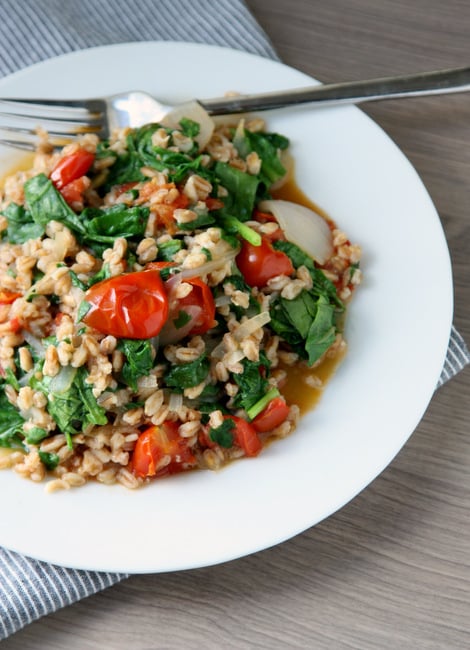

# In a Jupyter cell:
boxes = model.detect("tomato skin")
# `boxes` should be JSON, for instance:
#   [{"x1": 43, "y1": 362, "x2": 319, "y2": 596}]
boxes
[
  {"x1": 8, "y1": 317, "x2": 21, "y2": 333},
  {"x1": 236, "y1": 235, "x2": 294, "y2": 288},
  {"x1": 252, "y1": 397, "x2": 290, "y2": 433},
  {"x1": 83, "y1": 270, "x2": 169, "y2": 339},
  {"x1": 205, "y1": 197, "x2": 224, "y2": 211},
  {"x1": 59, "y1": 176, "x2": 89, "y2": 206},
  {"x1": 50, "y1": 149, "x2": 95, "y2": 189},
  {"x1": 225, "y1": 415, "x2": 262, "y2": 457},
  {"x1": 178, "y1": 277, "x2": 216, "y2": 335},
  {"x1": 0, "y1": 290, "x2": 21, "y2": 305},
  {"x1": 131, "y1": 421, "x2": 196, "y2": 478}
]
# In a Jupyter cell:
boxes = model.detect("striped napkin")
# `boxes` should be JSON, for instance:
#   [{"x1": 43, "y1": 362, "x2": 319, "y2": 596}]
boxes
[{"x1": 0, "y1": 0, "x2": 468, "y2": 639}]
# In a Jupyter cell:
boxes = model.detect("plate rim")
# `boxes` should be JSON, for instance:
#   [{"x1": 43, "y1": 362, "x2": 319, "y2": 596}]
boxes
[{"x1": 0, "y1": 40, "x2": 453, "y2": 572}]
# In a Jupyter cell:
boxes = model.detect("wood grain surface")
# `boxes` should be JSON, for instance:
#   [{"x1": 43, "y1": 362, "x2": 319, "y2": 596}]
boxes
[{"x1": 3, "y1": 1, "x2": 469, "y2": 648}]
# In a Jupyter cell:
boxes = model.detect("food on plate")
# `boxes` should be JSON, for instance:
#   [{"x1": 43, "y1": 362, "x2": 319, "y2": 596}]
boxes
[{"x1": 0, "y1": 109, "x2": 361, "y2": 490}]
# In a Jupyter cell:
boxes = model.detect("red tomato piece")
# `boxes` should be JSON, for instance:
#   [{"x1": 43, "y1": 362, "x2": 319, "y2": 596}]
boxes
[
  {"x1": 236, "y1": 235, "x2": 294, "y2": 288},
  {"x1": 0, "y1": 290, "x2": 21, "y2": 305},
  {"x1": 8, "y1": 317, "x2": 21, "y2": 333},
  {"x1": 205, "y1": 197, "x2": 224, "y2": 211},
  {"x1": 178, "y1": 277, "x2": 216, "y2": 336},
  {"x1": 50, "y1": 149, "x2": 95, "y2": 189},
  {"x1": 225, "y1": 415, "x2": 262, "y2": 457},
  {"x1": 59, "y1": 176, "x2": 89, "y2": 206},
  {"x1": 131, "y1": 421, "x2": 196, "y2": 478},
  {"x1": 252, "y1": 397, "x2": 290, "y2": 433},
  {"x1": 145, "y1": 261, "x2": 176, "y2": 272},
  {"x1": 83, "y1": 270, "x2": 169, "y2": 339},
  {"x1": 253, "y1": 209, "x2": 278, "y2": 223}
]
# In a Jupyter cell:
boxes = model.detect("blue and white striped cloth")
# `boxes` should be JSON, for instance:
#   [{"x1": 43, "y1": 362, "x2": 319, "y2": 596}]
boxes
[{"x1": 0, "y1": 0, "x2": 468, "y2": 639}]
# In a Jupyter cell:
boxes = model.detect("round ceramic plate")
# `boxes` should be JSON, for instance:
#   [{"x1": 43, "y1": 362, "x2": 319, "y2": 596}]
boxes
[{"x1": 0, "y1": 42, "x2": 452, "y2": 572}]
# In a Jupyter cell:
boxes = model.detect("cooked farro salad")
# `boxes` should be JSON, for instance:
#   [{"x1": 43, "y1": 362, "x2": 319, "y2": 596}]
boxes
[{"x1": 0, "y1": 107, "x2": 361, "y2": 491}]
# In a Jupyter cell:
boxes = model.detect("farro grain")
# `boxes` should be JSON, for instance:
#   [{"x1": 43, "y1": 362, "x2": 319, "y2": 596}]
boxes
[{"x1": 18, "y1": 346, "x2": 33, "y2": 372}]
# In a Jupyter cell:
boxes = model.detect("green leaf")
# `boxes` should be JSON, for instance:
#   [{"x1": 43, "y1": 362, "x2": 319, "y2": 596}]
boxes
[
  {"x1": 179, "y1": 118, "x2": 200, "y2": 138},
  {"x1": 209, "y1": 418, "x2": 234, "y2": 448},
  {"x1": 82, "y1": 204, "x2": 149, "y2": 244},
  {"x1": 4, "y1": 367, "x2": 20, "y2": 391},
  {"x1": 0, "y1": 391, "x2": 25, "y2": 449},
  {"x1": 232, "y1": 126, "x2": 288, "y2": 186},
  {"x1": 38, "y1": 450, "x2": 60, "y2": 470},
  {"x1": 231, "y1": 355, "x2": 271, "y2": 412},
  {"x1": 173, "y1": 310, "x2": 192, "y2": 330},
  {"x1": 24, "y1": 426, "x2": 49, "y2": 444},
  {"x1": 74, "y1": 368, "x2": 108, "y2": 429},
  {"x1": 88, "y1": 263, "x2": 112, "y2": 287},
  {"x1": 24, "y1": 174, "x2": 86, "y2": 236},
  {"x1": 2, "y1": 202, "x2": 44, "y2": 244},
  {"x1": 165, "y1": 355, "x2": 210, "y2": 389},
  {"x1": 272, "y1": 239, "x2": 343, "y2": 309},
  {"x1": 31, "y1": 365, "x2": 107, "y2": 447},
  {"x1": 220, "y1": 274, "x2": 260, "y2": 319},
  {"x1": 76, "y1": 300, "x2": 91, "y2": 323},
  {"x1": 117, "y1": 339, "x2": 154, "y2": 392},
  {"x1": 177, "y1": 211, "x2": 216, "y2": 231},
  {"x1": 157, "y1": 239, "x2": 183, "y2": 262},
  {"x1": 214, "y1": 162, "x2": 259, "y2": 222},
  {"x1": 305, "y1": 295, "x2": 337, "y2": 365},
  {"x1": 69, "y1": 270, "x2": 88, "y2": 291},
  {"x1": 101, "y1": 123, "x2": 209, "y2": 190},
  {"x1": 270, "y1": 290, "x2": 338, "y2": 365}
]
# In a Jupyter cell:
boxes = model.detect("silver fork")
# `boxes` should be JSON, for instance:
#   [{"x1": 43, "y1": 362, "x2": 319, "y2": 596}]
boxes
[{"x1": 1, "y1": 65, "x2": 470, "y2": 151}]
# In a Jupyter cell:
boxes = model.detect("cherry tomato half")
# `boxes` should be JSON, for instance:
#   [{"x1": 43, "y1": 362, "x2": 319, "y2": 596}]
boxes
[
  {"x1": 131, "y1": 421, "x2": 196, "y2": 478},
  {"x1": 225, "y1": 415, "x2": 262, "y2": 457},
  {"x1": 236, "y1": 235, "x2": 294, "y2": 288},
  {"x1": 59, "y1": 176, "x2": 89, "y2": 206},
  {"x1": 148, "y1": 267, "x2": 216, "y2": 341},
  {"x1": 50, "y1": 149, "x2": 95, "y2": 189},
  {"x1": 83, "y1": 270, "x2": 169, "y2": 339},
  {"x1": 252, "y1": 397, "x2": 290, "y2": 433},
  {"x1": 178, "y1": 277, "x2": 216, "y2": 336}
]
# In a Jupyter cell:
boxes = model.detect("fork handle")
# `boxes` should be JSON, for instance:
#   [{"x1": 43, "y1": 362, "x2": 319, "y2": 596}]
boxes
[{"x1": 199, "y1": 66, "x2": 470, "y2": 114}]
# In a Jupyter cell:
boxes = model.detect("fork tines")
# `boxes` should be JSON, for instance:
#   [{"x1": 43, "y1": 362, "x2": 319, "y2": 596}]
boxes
[{"x1": 0, "y1": 98, "x2": 107, "y2": 151}]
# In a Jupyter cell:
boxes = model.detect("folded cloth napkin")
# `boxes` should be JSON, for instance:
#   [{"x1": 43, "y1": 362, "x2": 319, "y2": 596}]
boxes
[{"x1": 0, "y1": 0, "x2": 468, "y2": 639}]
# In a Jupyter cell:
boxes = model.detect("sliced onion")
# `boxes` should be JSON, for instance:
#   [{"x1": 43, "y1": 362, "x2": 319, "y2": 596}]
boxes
[
  {"x1": 168, "y1": 392, "x2": 183, "y2": 413},
  {"x1": 49, "y1": 365, "x2": 77, "y2": 394},
  {"x1": 233, "y1": 311, "x2": 271, "y2": 342},
  {"x1": 214, "y1": 295, "x2": 232, "y2": 307},
  {"x1": 258, "y1": 199, "x2": 333, "y2": 265},
  {"x1": 179, "y1": 248, "x2": 239, "y2": 280},
  {"x1": 18, "y1": 369, "x2": 35, "y2": 388},
  {"x1": 159, "y1": 305, "x2": 202, "y2": 346},
  {"x1": 162, "y1": 101, "x2": 214, "y2": 151},
  {"x1": 22, "y1": 330, "x2": 45, "y2": 357}
]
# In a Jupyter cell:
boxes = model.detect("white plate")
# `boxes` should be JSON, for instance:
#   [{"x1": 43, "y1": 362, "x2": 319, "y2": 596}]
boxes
[{"x1": 0, "y1": 42, "x2": 452, "y2": 572}]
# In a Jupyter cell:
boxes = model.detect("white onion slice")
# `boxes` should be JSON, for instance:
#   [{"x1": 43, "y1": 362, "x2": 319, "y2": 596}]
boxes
[
  {"x1": 162, "y1": 101, "x2": 214, "y2": 151},
  {"x1": 168, "y1": 392, "x2": 183, "y2": 413},
  {"x1": 258, "y1": 199, "x2": 333, "y2": 265},
  {"x1": 49, "y1": 365, "x2": 77, "y2": 394},
  {"x1": 159, "y1": 305, "x2": 202, "y2": 346},
  {"x1": 233, "y1": 311, "x2": 271, "y2": 342},
  {"x1": 178, "y1": 248, "x2": 239, "y2": 280},
  {"x1": 22, "y1": 330, "x2": 45, "y2": 356},
  {"x1": 214, "y1": 295, "x2": 232, "y2": 307}
]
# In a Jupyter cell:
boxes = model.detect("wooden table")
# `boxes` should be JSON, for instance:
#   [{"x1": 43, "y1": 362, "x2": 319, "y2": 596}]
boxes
[{"x1": 4, "y1": 1, "x2": 469, "y2": 647}]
